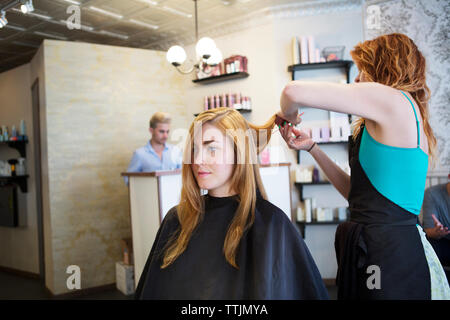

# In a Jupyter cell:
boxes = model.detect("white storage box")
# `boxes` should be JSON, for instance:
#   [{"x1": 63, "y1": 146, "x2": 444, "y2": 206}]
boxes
[{"x1": 116, "y1": 261, "x2": 135, "y2": 295}]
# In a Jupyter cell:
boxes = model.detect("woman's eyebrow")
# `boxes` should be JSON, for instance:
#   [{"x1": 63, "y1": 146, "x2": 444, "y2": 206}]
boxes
[{"x1": 203, "y1": 139, "x2": 218, "y2": 145}]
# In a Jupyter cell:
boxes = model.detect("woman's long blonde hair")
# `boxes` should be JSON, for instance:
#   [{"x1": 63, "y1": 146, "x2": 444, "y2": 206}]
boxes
[
  {"x1": 350, "y1": 33, "x2": 436, "y2": 161},
  {"x1": 161, "y1": 108, "x2": 276, "y2": 269}
]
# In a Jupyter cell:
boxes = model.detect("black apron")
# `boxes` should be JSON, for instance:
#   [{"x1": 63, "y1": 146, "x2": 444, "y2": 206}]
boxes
[{"x1": 335, "y1": 123, "x2": 431, "y2": 299}]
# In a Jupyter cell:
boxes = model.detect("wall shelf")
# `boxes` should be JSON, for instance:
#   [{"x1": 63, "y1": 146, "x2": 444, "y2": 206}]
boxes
[
  {"x1": 192, "y1": 72, "x2": 249, "y2": 84},
  {"x1": 294, "y1": 181, "x2": 331, "y2": 202},
  {"x1": 0, "y1": 138, "x2": 29, "y2": 192},
  {"x1": 0, "y1": 175, "x2": 29, "y2": 193},
  {"x1": 287, "y1": 60, "x2": 353, "y2": 80},
  {"x1": 194, "y1": 108, "x2": 251, "y2": 117},
  {"x1": 296, "y1": 219, "x2": 346, "y2": 238},
  {"x1": 317, "y1": 140, "x2": 348, "y2": 145},
  {"x1": 296, "y1": 140, "x2": 348, "y2": 164},
  {"x1": 0, "y1": 139, "x2": 28, "y2": 158}
]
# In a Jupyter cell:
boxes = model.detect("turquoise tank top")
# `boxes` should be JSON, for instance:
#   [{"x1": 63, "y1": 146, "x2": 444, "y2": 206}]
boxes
[{"x1": 359, "y1": 91, "x2": 428, "y2": 215}]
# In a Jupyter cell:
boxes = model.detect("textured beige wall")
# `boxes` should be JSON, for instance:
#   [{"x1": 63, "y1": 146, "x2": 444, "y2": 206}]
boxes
[
  {"x1": 0, "y1": 64, "x2": 39, "y2": 275},
  {"x1": 42, "y1": 40, "x2": 188, "y2": 294}
]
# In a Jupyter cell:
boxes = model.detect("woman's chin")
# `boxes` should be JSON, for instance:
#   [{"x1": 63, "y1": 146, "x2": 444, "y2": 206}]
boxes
[{"x1": 196, "y1": 181, "x2": 212, "y2": 190}]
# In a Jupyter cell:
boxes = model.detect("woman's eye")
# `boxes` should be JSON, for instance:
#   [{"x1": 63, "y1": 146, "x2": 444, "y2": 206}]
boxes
[{"x1": 208, "y1": 146, "x2": 217, "y2": 155}]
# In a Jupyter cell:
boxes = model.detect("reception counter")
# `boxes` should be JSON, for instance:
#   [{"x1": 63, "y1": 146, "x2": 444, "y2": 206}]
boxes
[{"x1": 122, "y1": 163, "x2": 292, "y2": 286}]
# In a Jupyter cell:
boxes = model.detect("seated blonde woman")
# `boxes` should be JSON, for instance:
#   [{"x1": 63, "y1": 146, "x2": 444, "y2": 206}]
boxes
[{"x1": 135, "y1": 107, "x2": 328, "y2": 300}]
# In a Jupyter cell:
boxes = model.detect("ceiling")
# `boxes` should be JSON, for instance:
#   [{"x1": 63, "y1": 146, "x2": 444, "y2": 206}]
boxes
[{"x1": 0, "y1": 0, "x2": 328, "y2": 73}]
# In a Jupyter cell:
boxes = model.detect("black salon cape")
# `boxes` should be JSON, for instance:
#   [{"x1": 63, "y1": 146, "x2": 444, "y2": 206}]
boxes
[{"x1": 135, "y1": 193, "x2": 329, "y2": 300}]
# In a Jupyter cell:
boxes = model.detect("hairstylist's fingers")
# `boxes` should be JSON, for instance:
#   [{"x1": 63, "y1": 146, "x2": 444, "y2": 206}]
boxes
[
  {"x1": 291, "y1": 126, "x2": 309, "y2": 139},
  {"x1": 287, "y1": 125, "x2": 294, "y2": 140},
  {"x1": 280, "y1": 126, "x2": 288, "y2": 141},
  {"x1": 282, "y1": 122, "x2": 290, "y2": 136},
  {"x1": 291, "y1": 126, "x2": 302, "y2": 137}
]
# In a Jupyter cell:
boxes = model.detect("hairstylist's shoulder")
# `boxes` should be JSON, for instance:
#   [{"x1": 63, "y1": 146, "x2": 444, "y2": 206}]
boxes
[
  {"x1": 354, "y1": 82, "x2": 413, "y2": 123},
  {"x1": 356, "y1": 82, "x2": 403, "y2": 108}
]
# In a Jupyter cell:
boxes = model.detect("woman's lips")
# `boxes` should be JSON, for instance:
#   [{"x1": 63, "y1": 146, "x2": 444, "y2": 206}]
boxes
[{"x1": 197, "y1": 171, "x2": 211, "y2": 178}]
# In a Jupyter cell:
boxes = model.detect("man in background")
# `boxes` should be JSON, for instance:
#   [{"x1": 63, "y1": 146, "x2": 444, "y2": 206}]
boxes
[
  {"x1": 422, "y1": 175, "x2": 450, "y2": 283},
  {"x1": 124, "y1": 112, "x2": 182, "y2": 185}
]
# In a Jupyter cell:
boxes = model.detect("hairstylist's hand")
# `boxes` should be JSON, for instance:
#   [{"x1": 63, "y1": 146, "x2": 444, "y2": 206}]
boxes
[
  {"x1": 276, "y1": 111, "x2": 303, "y2": 126},
  {"x1": 279, "y1": 123, "x2": 315, "y2": 151}
]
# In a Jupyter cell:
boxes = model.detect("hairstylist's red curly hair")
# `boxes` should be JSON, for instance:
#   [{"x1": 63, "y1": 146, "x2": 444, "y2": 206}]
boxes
[{"x1": 350, "y1": 33, "x2": 437, "y2": 162}]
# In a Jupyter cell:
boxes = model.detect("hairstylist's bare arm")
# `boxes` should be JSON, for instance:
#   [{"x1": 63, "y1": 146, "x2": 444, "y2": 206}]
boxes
[
  {"x1": 280, "y1": 124, "x2": 350, "y2": 200},
  {"x1": 279, "y1": 81, "x2": 404, "y2": 125}
]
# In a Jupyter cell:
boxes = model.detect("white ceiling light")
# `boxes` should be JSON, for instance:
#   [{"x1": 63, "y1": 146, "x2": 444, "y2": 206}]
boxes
[
  {"x1": 34, "y1": 31, "x2": 68, "y2": 40},
  {"x1": 99, "y1": 30, "x2": 129, "y2": 40},
  {"x1": 129, "y1": 19, "x2": 159, "y2": 30},
  {"x1": 137, "y1": 0, "x2": 158, "y2": 6},
  {"x1": 0, "y1": 11, "x2": 7, "y2": 28},
  {"x1": 166, "y1": 0, "x2": 222, "y2": 75},
  {"x1": 12, "y1": 40, "x2": 40, "y2": 48},
  {"x1": 195, "y1": 37, "x2": 216, "y2": 59},
  {"x1": 80, "y1": 25, "x2": 94, "y2": 32},
  {"x1": 166, "y1": 45, "x2": 187, "y2": 65},
  {"x1": 63, "y1": 0, "x2": 81, "y2": 5},
  {"x1": 6, "y1": 24, "x2": 25, "y2": 31},
  {"x1": 162, "y1": 6, "x2": 192, "y2": 18},
  {"x1": 12, "y1": 7, "x2": 52, "y2": 20},
  {"x1": 58, "y1": 19, "x2": 94, "y2": 31},
  {"x1": 29, "y1": 12, "x2": 52, "y2": 20},
  {"x1": 20, "y1": 0, "x2": 34, "y2": 14},
  {"x1": 206, "y1": 47, "x2": 223, "y2": 66},
  {"x1": 88, "y1": 6, "x2": 123, "y2": 19}
]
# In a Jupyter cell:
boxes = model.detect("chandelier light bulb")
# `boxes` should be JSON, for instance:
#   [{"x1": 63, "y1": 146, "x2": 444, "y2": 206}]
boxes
[
  {"x1": 166, "y1": 45, "x2": 187, "y2": 66},
  {"x1": 20, "y1": 0, "x2": 34, "y2": 14},
  {"x1": 0, "y1": 12, "x2": 7, "y2": 28},
  {"x1": 206, "y1": 47, "x2": 223, "y2": 66},
  {"x1": 196, "y1": 37, "x2": 216, "y2": 59}
]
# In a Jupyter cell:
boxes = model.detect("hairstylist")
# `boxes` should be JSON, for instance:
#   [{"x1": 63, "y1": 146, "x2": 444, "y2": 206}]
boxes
[{"x1": 277, "y1": 33, "x2": 449, "y2": 300}]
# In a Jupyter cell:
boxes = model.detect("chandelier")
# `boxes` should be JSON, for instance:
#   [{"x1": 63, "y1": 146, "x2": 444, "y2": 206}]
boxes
[{"x1": 166, "y1": 0, "x2": 222, "y2": 75}]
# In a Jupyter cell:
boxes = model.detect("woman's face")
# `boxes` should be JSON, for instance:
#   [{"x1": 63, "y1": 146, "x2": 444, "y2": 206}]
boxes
[{"x1": 191, "y1": 123, "x2": 236, "y2": 197}]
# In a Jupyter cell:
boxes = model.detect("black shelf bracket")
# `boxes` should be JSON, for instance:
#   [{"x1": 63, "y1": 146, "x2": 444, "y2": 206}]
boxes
[
  {"x1": 0, "y1": 175, "x2": 29, "y2": 193},
  {"x1": 1, "y1": 140, "x2": 28, "y2": 158}
]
